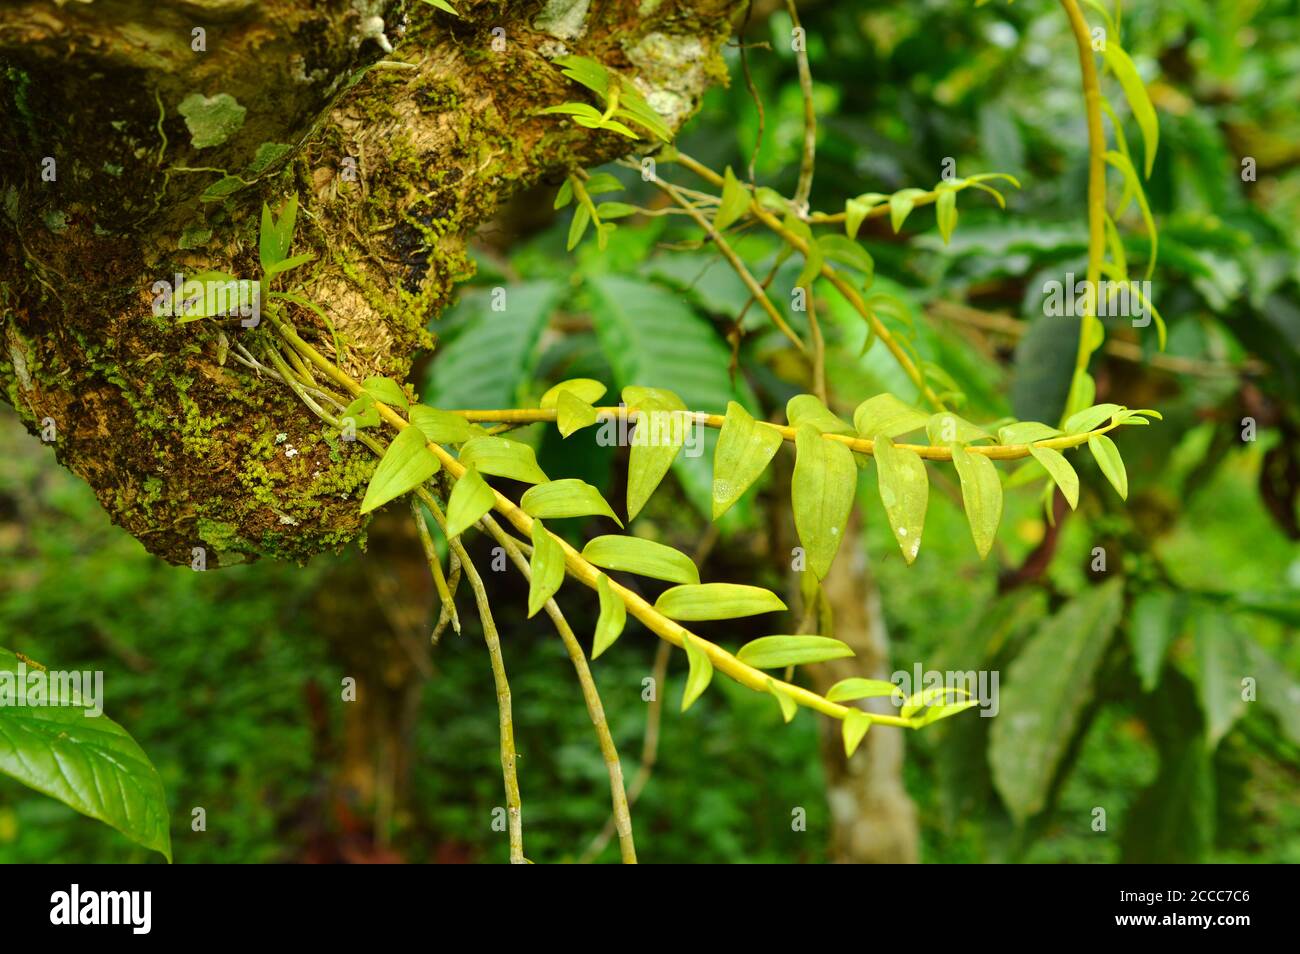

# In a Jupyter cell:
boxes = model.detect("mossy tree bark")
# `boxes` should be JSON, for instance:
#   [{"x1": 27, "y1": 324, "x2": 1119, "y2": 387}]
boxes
[{"x1": 0, "y1": 0, "x2": 737, "y2": 565}]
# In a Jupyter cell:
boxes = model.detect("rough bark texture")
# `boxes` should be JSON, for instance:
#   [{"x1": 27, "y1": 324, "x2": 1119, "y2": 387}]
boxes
[{"x1": 0, "y1": 0, "x2": 736, "y2": 566}]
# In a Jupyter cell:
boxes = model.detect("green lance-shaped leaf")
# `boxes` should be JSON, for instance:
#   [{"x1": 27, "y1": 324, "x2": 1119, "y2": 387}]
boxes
[
  {"x1": 0, "y1": 647, "x2": 171, "y2": 860},
  {"x1": 362, "y1": 375, "x2": 409, "y2": 411},
  {"x1": 712, "y1": 401, "x2": 783, "y2": 520},
  {"x1": 988, "y1": 579, "x2": 1123, "y2": 823},
  {"x1": 259, "y1": 192, "x2": 298, "y2": 272},
  {"x1": 1088, "y1": 433, "x2": 1128, "y2": 499},
  {"x1": 655, "y1": 583, "x2": 787, "y2": 621},
  {"x1": 842, "y1": 710, "x2": 872, "y2": 757},
  {"x1": 582, "y1": 535, "x2": 699, "y2": 584},
  {"x1": 1193, "y1": 610, "x2": 1251, "y2": 751},
  {"x1": 826, "y1": 678, "x2": 901, "y2": 703},
  {"x1": 527, "y1": 519, "x2": 565, "y2": 618},
  {"x1": 889, "y1": 188, "x2": 926, "y2": 232},
  {"x1": 1103, "y1": 42, "x2": 1159, "y2": 178},
  {"x1": 459, "y1": 435, "x2": 549, "y2": 484},
  {"x1": 737, "y1": 635, "x2": 854, "y2": 669},
  {"x1": 408, "y1": 405, "x2": 471, "y2": 444},
  {"x1": 998, "y1": 421, "x2": 1063, "y2": 445},
  {"x1": 445, "y1": 465, "x2": 495, "y2": 539},
  {"x1": 1029, "y1": 446, "x2": 1079, "y2": 509},
  {"x1": 873, "y1": 434, "x2": 929, "y2": 565},
  {"x1": 935, "y1": 187, "x2": 958, "y2": 244},
  {"x1": 360, "y1": 426, "x2": 441, "y2": 514},
  {"x1": 927, "y1": 412, "x2": 991, "y2": 445},
  {"x1": 556, "y1": 390, "x2": 599, "y2": 437},
  {"x1": 625, "y1": 391, "x2": 687, "y2": 520},
  {"x1": 900, "y1": 686, "x2": 972, "y2": 719},
  {"x1": 592, "y1": 574, "x2": 626, "y2": 660},
  {"x1": 714, "y1": 166, "x2": 751, "y2": 232},
  {"x1": 766, "y1": 678, "x2": 799, "y2": 723},
  {"x1": 950, "y1": 445, "x2": 1003, "y2": 559},
  {"x1": 844, "y1": 193, "x2": 886, "y2": 240},
  {"x1": 914, "y1": 698, "x2": 979, "y2": 726},
  {"x1": 680, "y1": 634, "x2": 714, "y2": 712},
  {"x1": 1064, "y1": 402, "x2": 1124, "y2": 435},
  {"x1": 521, "y1": 479, "x2": 622, "y2": 526},
  {"x1": 792, "y1": 424, "x2": 857, "y2": 579},
  {"x1": 787, "y1": 394, "x2": 854, "y2": 435},
  {"x1": 540, "y1": 378, "x2": 607, "y2": 408},
  {"x1": 853, "y1": 393, "x2": 929, "y2": 439},
  {"x1": 816, "y1": 234, "x2": 875, "y2": 285},
  {"x1": 1129, "y1": 589, "x2": 1181, "y2": 692}
]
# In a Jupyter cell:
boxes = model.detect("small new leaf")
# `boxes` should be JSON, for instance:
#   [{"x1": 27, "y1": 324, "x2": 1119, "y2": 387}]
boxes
[
  {"x1": 592, "y1": 574, "x2": 626, "y2": 660},
  {"x1": 680, "y1": 634, "x2": 714, "y2": 712}
]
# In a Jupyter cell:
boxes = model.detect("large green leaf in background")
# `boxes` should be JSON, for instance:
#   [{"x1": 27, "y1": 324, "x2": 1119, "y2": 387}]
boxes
[
  {"x1": 0, "y1": 647, "x2": 171, "y2": 859},
  {"x1": 989, "y1": 579, "x2": 1124, "y2": 823},
  {"x1": 586, "y1": 275, "x2": 755, "y2": 519},
  {"x1": 424, "y1": 281, "x2": 563, "y2": 410}
]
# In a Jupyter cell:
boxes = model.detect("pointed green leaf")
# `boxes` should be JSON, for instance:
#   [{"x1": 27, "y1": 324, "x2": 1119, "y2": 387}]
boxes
[
  {"x1": 714, "y1": 166, "x2": 750, "y2": 232},
  {"x1": 1103, "y1": 43, "x2": 1159, "y2": 178},
  {"x1": 1130, "y1": 589, "x2": 1180, "y2": 692},
  {"x1": 540, "y1": 377, "x2": 606, "y2": 408},
  {"x1": 998, "y1": 421, "x2": 1062, "y2": 444},
  {"x1": 521, "y1": 479, "x2": 621, "y2": 526},
  {"x1": 361, "y1": 427, "x2": 440, "y2": 514},
  {"x1": 926, "y1": 412, "x2": 991, "y2": 445},
  {"x1": 680, "y1": 635, "x2": 714, "y2": 712},
  {"x1": 787, "y1": 394, "x2": 854, "y2": 435},
  {"x1": 592, "y1": 574, "x2": 626, "y2": 660},
  {"x1": 853, "y1": 393, "x2": 929, "y2": 439},
  {"x1": 1064, "y1": 402, "x2": 1123, "y2": 435},
  {"x1": 655, "y1": 583, "x2": 786, "y2": 621},
  {"x1": 826, "y1": 678, "x2": 901, "y2": 703},
  {"x1": 889, "y1": 188, "x2": 926, "y2": 232},
  {"x1": 873, "y1": 435, "x2": 929, "y2": 564},
  {"x1": 459, "y1": 435, "x2": 548, "y2": 484},
  {"x1": 408, "y1": 405, "x2": 472, "y2": 444},
  {"x1": 527, "y1": 519, "x2": 565, "y2": 618},
  {"x1": 445, "y1": 465, "x2": 495, "y2": 538},
  {"x1": 737, "y1": 635, "x2": 854, "y2": 669},
  {"x1": 844, "y1": 193, "x2": 886, "y2": 240},
  {"x1": 792, "y1": 424, "x2": 857, "y2": 579},
  {"x1": 951, "y1": 445, "x2": 1002, "y2": 559},
  {"x1": 842, "y1": 710, "x2": 872, "y2": 757},
  {"x1": 935, "y1": 188, "x2": 957, "y2": 244},
  {"x1": 556, "y1": 390, "x2": 599, "y2": 437},
  {"x1": 712, "y1": 401, "x2": 782, "y2": 519},
  {"x1": 1088, "y1": 433, "x2": 1128, "y2": 499},
  {"x1": 1194, "y1": 611, "x2": 1250, "y2": 750},
  {"x1": 766, "y1": 678, "x2": 799, "y2": 723},
  {"x1": 342, "y1": 395, "x2": 380, "y2": 429},
  {"x1": 1029, "y1": 446, "x2": 1079, "y2": 509},
  {"x1": 626, "y1": 400, "x2": 686, "y2": 520},
  {"x1": 0, "y1": 647, "x2": 171, "y2": 860},
  {"x1": 362, "y1": 376, "x2": 409, "y2": 411},
  {"x1": 582, "y1": 535, "x2": 699, "y2": 585}
]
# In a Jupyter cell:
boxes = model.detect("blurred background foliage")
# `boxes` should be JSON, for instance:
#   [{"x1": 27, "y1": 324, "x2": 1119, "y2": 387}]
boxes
[{"x1": 2, "y1": 0, "x2": 1299, "y2": 862}]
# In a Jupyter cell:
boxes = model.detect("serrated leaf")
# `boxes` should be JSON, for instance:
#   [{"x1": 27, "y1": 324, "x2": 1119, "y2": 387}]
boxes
[
  {"x1": 680, "y1": 635, "x2": 714, "y2": 712},
  {"x1": 988, "y1": 579, "x2": 1123, "y2": 823},
  {"x1": 712, "y1": 401, "x2": 783, "y2": 520},
  {"x1": 737, "y1": 635, "x2": 854, "y2": 669},
  {"x1": 655, "y1": 583, "x2": 786, "y2": 621},
  {"x1": 853, "y1": 393, "x2": 929, "y2": 439},
  {"x1": 1103, "y1": 43, "x2": 1159, "y2": 178},
  {"x1": 408, "y1": 405, "x2": 472, "y2": 444},
  {"x1": 527, "y1": 519, "x2": 565, "y2": 618},
  {"x1": 714, "y1": 166, "x2": 750, "y2": 232},
  {"x1": 581, "y1": 535, "x2": 699, "y2": 584},
  {"x1": 1029, "y1": 446, "x2": 1080, "y2": 509},
  {"x1": 540, "y1": 378, "x2": 607, "y2": 409},
  {"x1": 592, "y1": 574, "x2": 626, "y2": 660},
  {"x1": 556, "y1": 390, "x2": 599, "y2": 437},
  {"x1": 1088, "y1": 433, "x2": 1128, "y2": 499},
  {"x1": 842, "y1": 710, "x2": 872, "y2": 757},
  {"x1": 951, "y1": 445, "x2": 1002, "y2": 559},
  {"x1": 459, "y1": 436, "x2": 548, "y2": 484},
  {"x1": 444, "y1": 465, "x2": 495, "y2": 538},
  {"x1": 0, "y1": 647, "x2": 171, "y2": 860},
  {"x1": 826, "y1": 678, "x2": 901, "y2": 703},
  {"x1": 361, "y1": 426, "x2": 440, "y2": 514},
  {"x1": 792, "y1": 424, "x2": 857, "y2": 579},
  {"x1": 362, "y1": 376, "x2": 409, "y2": 411},
  {"x1": 788, "y1": 394, "x2": 854, "y2": 435},
  {"x1": 873, "y1": 435, "x2": 929, "y2": 564},
  {"x1": 521, "y1": 479, "x2": 621, "y2": 526},
  {"x1": 766, "y1": 678, "x2": 799, "y2": 723}
]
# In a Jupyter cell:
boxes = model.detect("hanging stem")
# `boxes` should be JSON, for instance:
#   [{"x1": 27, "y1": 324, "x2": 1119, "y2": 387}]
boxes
[{"x1": 785, "y1": 0, "x2": 816, "y2": 210}]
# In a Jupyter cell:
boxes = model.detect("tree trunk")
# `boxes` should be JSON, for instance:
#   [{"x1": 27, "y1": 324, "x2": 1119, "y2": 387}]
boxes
[{"x1": 0, "y1": 0, "x2": 738, "y2": 565}]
